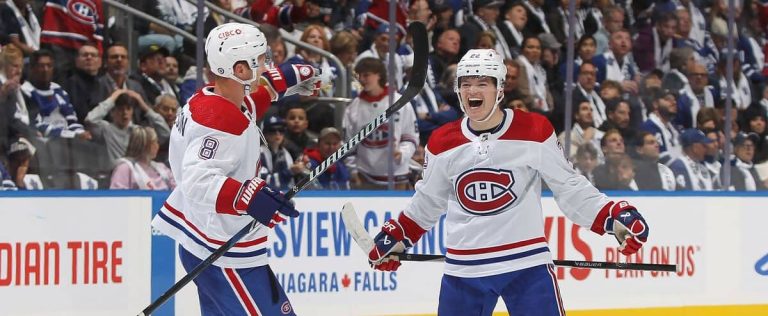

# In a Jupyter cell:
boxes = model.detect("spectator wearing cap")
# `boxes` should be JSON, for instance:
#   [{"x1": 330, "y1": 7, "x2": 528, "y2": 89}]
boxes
[
  {"x1": 21, "y1": 50, "x2": 91, "y2": 140},
  {"x1": 592, "y1": 29, "x2": 639, "y2": 95},
  {"x1": 675, "y1": 63, "x2": 715, "y2": 129},
  {"x1": 631, "y1": 131, "x2": 676, "y2": 190},
  {"x1": 725, "y1": 132, "x2": 765, "y2": 191},
  {"x1": 740, "y1": 105, "x2": 768, "y2": 164},
  {"x1": 131, "y1": 44, "x2": 179, "y2": 106},
  {"x1": 642, "y1": 88, "x2": 682, "y2": 163},
  {"x1": 259, "y1": 115, "x2": 305, "y2": 190},
  {"x1": 302, "y1": 127, "x2": 350, "y2": 190},
  {"x1": 86, "y1": 89, "x2": 170, "y2": 166},
  {"x1": 62, "y1": 43, "x2": 103, "y2": 124},
  {"x1": 459, "y1": 0, "x2": 512, "y2": 60},
  {"x1": 538, "y1": 33, "x2": 562, "y2": 89},
  {"x1": 634, "y1": 11, "x2": 678, "y2": 73},
  {"x1": 668, "y1": 128, "x2": 714, "y2": 190},
  {"x1": 498, "y1": 2, "x2": 527, "y2": 58}
]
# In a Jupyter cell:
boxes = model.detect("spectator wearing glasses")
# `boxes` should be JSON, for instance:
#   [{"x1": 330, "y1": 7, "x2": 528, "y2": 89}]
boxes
[{"x1": 668, "y1": 128, "x2": 714, "y2": 191}]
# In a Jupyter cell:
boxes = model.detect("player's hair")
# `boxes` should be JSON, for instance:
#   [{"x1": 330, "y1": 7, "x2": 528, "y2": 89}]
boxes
[
  {"x1": 355, "y1": 57, "x2": 387, "y2": 88},
  {"x1": 125, "y1": 126, "x2": 158, "y2": 160}
]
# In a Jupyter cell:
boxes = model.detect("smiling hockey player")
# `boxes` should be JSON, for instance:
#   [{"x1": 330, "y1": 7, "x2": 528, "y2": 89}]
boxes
[{"x1": 365, "y1": 49, "x2": 650, "y2": 315}]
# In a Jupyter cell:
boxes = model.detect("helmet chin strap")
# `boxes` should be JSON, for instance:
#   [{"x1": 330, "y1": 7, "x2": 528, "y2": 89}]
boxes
[
  {"x1": 230, "y1": 73, "x2": 258, "y2": 96},
  {"x1": 462, "y1": 90, "x2": 504, "y2": 123}
]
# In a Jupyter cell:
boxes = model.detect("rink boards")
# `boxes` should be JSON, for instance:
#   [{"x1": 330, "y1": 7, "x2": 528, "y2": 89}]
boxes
[{"x1": 1, "y1": 191, "x2": 767, "y2": 315}]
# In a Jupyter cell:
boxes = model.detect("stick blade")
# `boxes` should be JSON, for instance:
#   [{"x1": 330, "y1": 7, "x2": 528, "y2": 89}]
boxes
[{"x1": 341, "y1": 202, "x2": 375, "y2": 253}]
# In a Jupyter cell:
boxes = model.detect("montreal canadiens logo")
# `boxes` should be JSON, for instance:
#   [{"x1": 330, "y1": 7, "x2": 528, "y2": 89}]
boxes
[
  {"x1": 362, "y1": 124, "x2": 390, "y2": 148},
  {"x1": 67, "y1": 0, "x2": 98, "y2": 24},
  {"x1": 455, "y1": 168, "x2": 516, "y2": 215}
]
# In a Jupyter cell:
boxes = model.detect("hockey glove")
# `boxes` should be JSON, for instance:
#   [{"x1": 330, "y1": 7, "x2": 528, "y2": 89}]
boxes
[
  {"x1": 368, "y1": 214, "x2": 427, "y2": 271},
  {"x1": 235, "y1": 177, "x2": 299, "y2": 228},
  {"x1": 261, "y1": 63, "x2": 321, "y2": 100},
  {"x1": 592, "y1": 201, "x2": 649, "y2": 255}
]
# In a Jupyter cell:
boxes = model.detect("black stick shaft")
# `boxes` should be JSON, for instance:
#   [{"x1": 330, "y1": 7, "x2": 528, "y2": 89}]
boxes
[{"x1": 394, "y1": 253, "x2": 676, "y2": 272}]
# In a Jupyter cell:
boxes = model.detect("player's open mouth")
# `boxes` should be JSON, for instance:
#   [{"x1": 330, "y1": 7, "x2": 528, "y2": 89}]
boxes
[{"x1": 468, "y1": 98, "x2": 483, "y2": 108}]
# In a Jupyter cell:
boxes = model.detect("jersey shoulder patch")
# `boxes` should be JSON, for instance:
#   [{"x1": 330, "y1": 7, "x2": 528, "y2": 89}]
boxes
[
  {"x1": 188, "y1": 92, "x2": 249, "y2": 135},
  {"x1": 499, "y1": 109, "x2": 554, "y2": 143},
  {"x1": 427, "y1": 120, "x2": 469, "y2": 155}
]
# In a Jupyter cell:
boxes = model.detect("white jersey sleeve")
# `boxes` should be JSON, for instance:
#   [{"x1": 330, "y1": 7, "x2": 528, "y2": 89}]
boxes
[{"x1": 534, "y1": 131, "x2": 611, "y2": 228}]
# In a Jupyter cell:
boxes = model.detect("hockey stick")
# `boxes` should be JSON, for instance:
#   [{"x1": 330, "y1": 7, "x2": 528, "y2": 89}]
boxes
[
  {"x1": 340, "y1": 203, "x2": 677, "y2": 272},
  {"x1": 138, "y1": 22, "x2": 429, "y2": 316}
]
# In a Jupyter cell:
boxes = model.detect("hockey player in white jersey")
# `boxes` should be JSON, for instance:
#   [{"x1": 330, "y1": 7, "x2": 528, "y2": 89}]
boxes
[
  {"x1": 151, "y1": 23, "x2": 321, "y2": 315},
  {"x1": 366, "y1": 49, "x2": 650, "y2": 315}
]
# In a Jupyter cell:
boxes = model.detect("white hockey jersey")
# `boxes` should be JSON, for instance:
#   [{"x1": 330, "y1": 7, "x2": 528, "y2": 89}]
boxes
[
  {"x1": 342, "y1": 89, "x2": 419, "y2": 183},
  {"x1": 151, "y1": 86, "x2": 274, "y2": 268},
  {"x1": 401, "y1": 109, "x2": 613, "y2": 277}
]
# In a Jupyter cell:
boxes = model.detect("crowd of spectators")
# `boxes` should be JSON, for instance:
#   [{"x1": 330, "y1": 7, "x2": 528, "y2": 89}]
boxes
[{"x1": 1, "y1": 0, "x2": 767, "y2": 191}]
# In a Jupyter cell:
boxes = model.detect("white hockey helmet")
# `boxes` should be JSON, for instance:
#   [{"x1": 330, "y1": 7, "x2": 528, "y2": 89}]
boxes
[
  {"x1": 205, "y1": 22, "x2": 268, "y2": 86},
  {"x1": 454, "y1": 49, "x2": 506, "y2": 93},
  {"x1": 454, "y1": 49, "x2": 507, "y2": 121}
]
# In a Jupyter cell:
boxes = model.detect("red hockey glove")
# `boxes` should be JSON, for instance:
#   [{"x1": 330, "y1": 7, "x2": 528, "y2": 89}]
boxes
[
  {"x1": 592, "y1": 201, "x2": 649, "y2": 255},
  {"x1": 261, "y1": 63, "x2": 321, "y2": 101},
  {"x1": 368, "y1": 214, "x2": 426, "y2": 271},
  {"x1": 235, "y1": 177, "x2": 299, "y2": 228}
]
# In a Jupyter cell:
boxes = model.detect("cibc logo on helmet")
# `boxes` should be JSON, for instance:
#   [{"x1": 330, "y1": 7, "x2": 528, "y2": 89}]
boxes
[
  {"x1": 455, "y1": 168, "x2": 517, "y2": 216},
  {"x1": 218, "y1": 28, "x2": 243, "y2": 40}
]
